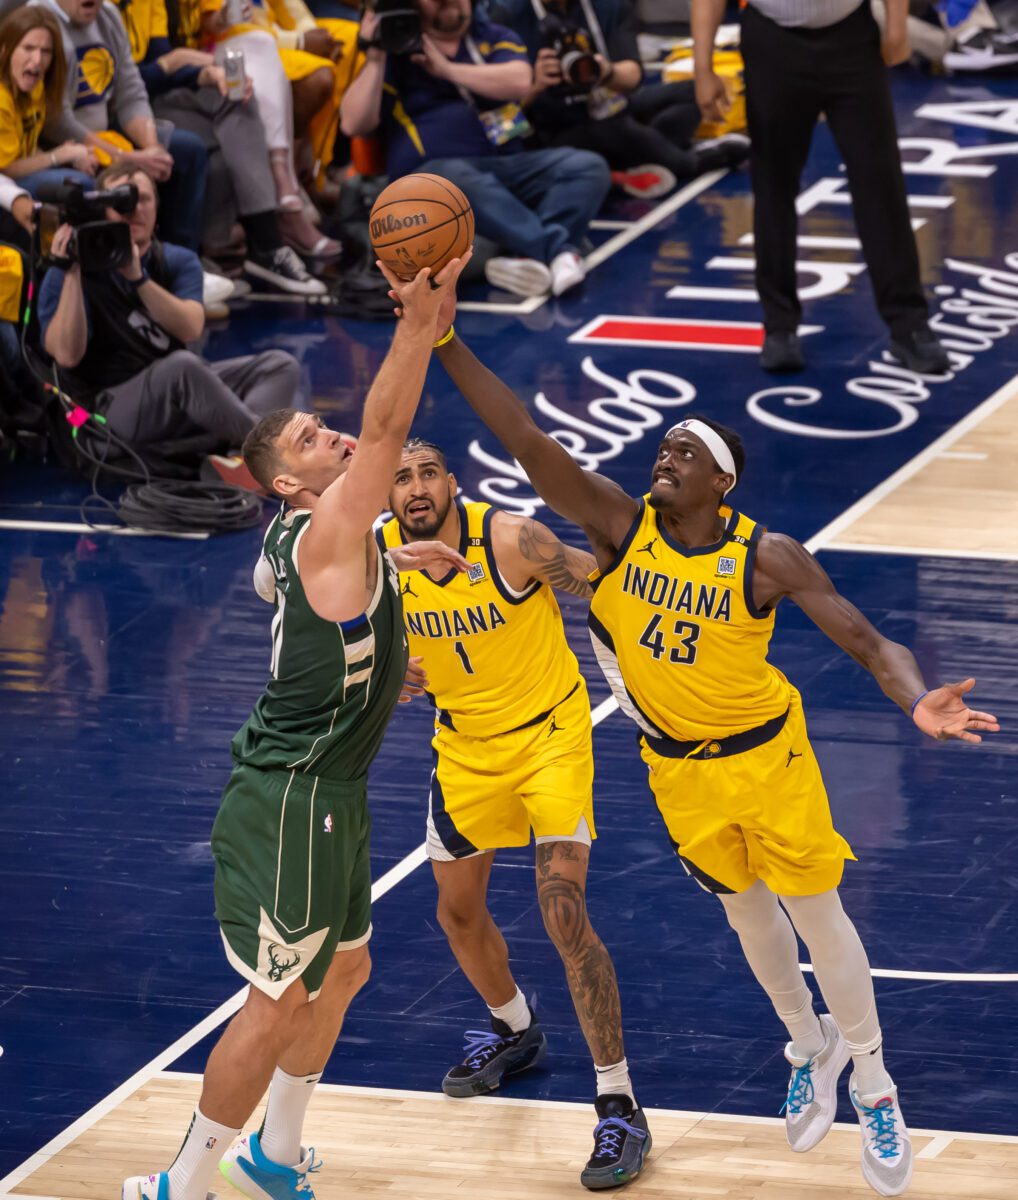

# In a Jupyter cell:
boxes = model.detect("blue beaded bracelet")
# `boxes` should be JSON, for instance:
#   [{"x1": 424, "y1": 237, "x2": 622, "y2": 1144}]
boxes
[{"x1": 910, "y1": 690, "x2": 930, "y2": 717}]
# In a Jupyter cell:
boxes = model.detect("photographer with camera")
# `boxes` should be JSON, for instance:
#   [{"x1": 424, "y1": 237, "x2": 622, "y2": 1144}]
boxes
[
  {"x1": 494, "y1": 0, "x2": 749, "y2": 199},
  {"x1": 0, "y1": 7, "x2": 98, "y2": 196},
  {"x1": 39, "y1": 163, "x2": 302, "y2": 483},
  {"x1": 340, "y1": 0, "x2": 610, "y2": 297}
]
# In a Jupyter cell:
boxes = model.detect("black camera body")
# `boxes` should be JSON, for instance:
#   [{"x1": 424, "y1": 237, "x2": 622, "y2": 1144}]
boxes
[
  {"x1": 35, "y1": 180, "x2": 138, "y2": 272},
  {"x1": 360, "y1": 0, "x2": 423, "y2": 57},
  {"x1": 540, "y1": 13, "x2": 601, "y2": 92}
]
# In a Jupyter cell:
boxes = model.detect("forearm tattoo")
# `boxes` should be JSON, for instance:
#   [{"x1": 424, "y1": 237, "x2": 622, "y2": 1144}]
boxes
[
  {"x1": 536, "y1": 843, "x2": 624, "y2": 1064},
  {"x1": 517, "y1": 520, "x2": 594, "y2": 598}
]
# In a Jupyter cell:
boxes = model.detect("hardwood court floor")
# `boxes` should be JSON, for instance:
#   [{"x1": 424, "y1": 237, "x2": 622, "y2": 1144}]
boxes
[
  {"x1": 829, "y1": 377, "x2": 1018, "y2": 558},
  {"x1": 14, "y1": 1074, "x2": 1018, "y2": 1200}
]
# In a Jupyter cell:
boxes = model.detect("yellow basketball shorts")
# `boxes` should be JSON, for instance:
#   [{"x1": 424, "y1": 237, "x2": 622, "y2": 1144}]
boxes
[
  {"x1": 641, "y1": 690, "x2": 855, "y2": 896},
  {"x1": 427, "y1": 680, "x2": 595, "y2": 859}
]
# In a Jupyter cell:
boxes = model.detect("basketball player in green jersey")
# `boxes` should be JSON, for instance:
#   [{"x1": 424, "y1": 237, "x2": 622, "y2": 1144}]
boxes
[
  {"x1": 387, "y1": 277, "x2": 1000, "y2": 1199},
  {"x1": 122, "y1": 255, "x2": 470, "y2": 1200}
]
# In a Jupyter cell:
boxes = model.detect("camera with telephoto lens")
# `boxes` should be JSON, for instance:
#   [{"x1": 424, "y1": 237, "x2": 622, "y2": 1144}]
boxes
[
  {"x1": 539, "y1": 12, "x2": 601, "y2": 92},
  {"x1": 34, "y1": 180, "x2": 139, "y2": 272},
  {"x1": 359, "y1": 0, "x2": 423, "y2": 57}
]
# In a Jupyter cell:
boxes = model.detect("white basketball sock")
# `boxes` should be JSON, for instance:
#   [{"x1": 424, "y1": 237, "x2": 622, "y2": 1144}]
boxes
[
  {"x1": 167, "y1": 1107, "x2": 239, "y2": 1200},
  {"x1": 489, "y1": 986, "x2": 531, "y2": 1033},
  {"x1": 718, "y1": 882, "x2": 825, "y2": 1057},
  {"x1": 595, "y1": 1057, "x2": 635, "y2": 1105},
  {"x1": 781, "y1": 890, "x2": 894, "y2": 1096},
  {"x1": 259, "y1": 1066, "x2": 322, "y2": 1167}
]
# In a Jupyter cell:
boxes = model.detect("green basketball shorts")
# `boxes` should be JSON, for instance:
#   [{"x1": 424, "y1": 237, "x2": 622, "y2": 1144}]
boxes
[{"x1": 211, "y1": 763, "x2": 372, "y2": 999}]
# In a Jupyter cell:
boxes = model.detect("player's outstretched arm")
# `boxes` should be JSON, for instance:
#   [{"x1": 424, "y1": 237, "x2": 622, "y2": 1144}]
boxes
[
  {"x1": 435, "y1": 333, "x2": 638, "y2": 551},
  {"x1": 755, "y1": 533, "x2": 1000, "y2": 744},
  {"x1": 492, "y1": 512, "x2": 597, "y2": 599},
  {"x1": 301, "y1": 258, "x2": 467, "y2": 621}
]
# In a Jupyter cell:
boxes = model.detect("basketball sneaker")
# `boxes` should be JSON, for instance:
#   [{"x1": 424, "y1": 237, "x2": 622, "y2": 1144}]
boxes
[
  {"x1": 550, "y1": 250, "x2": 587, "y2": 297},
  {"x1": 121, "y1": 1174, "x2": 213, "y2": 1200},
  {"x1": 781, "y1": 1013, "x2": 850, "y2": 1152},
  {"x1": 441, "y1": 1009, "x2": 547, "y2": 1097},
  {"x1": 580, "y1": 1093, "x2": 652, "y2": 1190},
  {"x1": 219, "y1": 1132, "x2": 322, "y2": 1199},
  {"x1": 484, "y1": 256, "x2": 552, "y2": 297},
  {"x1": 850, "y1": 1079, "x2": 913, "y2": 1197}
]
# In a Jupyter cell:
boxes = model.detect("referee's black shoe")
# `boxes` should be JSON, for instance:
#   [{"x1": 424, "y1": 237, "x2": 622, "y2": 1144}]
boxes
[
  {"x1": 441, "y1": 1008, "x2": 547, "y2": 1097},
  {"x1": 888, "y1": 327, "x2": 951, "y2": 375},
  {"x1": 761, "y1": 331, "x2": 805, "y2": 373},
  {"x1": 581, "y1": 1094, "x2": 652, "y2": 1190}
]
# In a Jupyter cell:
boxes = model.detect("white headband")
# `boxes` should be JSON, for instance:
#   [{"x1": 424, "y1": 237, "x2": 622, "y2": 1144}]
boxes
[{"x1": 665, "y1": 419, "x2": 737, "y2": 495}]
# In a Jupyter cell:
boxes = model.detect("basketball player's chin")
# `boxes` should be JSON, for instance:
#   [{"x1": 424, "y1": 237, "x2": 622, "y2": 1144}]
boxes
[{"x1": 648, "y1": 482, "x2": 679, "y2": 510}]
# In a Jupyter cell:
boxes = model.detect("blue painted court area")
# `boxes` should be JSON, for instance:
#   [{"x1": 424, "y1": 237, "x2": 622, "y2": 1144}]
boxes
[{"x1": 2, "y1": 69, "x2": 1018, "y2": 1180}]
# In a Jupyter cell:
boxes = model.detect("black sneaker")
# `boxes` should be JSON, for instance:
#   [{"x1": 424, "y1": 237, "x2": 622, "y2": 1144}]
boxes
[
  {"x1": 761, "y1": 331, "x2": 805, "y2": 372},
  {"x1": 888, "y1": 327, "x2": 951, "y2": 375},
  {"x1": 441, "y1": 1010, "x2": 547, "y2": 1097},
  {"x1": 580, "y1": 1094, "x2": 652, "y2": 1190},
  {"x1": 244, "y1": 246, "x2": 326, "y2": 296},
  {"x1": 944, "y1": 29, "x2": 1018, "y2": 72},
  {"x1": 693, "y1": 133, "x2": 751, "y2": 173}
]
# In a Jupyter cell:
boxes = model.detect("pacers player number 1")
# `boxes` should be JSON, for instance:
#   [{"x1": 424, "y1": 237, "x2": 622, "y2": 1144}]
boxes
[
  {"x1": 638, "y1": 614, "x2": 700, "y2": 664},
  {"x1": 454, "y1": 640, "x2": 475, "y2": 674}
]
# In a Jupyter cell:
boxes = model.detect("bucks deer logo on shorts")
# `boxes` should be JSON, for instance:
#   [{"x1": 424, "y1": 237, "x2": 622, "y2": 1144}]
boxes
[{"x1": 266, "y1": 943, "x2": 302, "y2": 982}]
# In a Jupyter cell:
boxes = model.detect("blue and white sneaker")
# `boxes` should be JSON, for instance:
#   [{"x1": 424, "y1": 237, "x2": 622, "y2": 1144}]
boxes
[
  {"x1": 441, "y1": 1009, "x2": 547, "y2": 1097},
  {"x1": 580, "y1": 1093, "x2": 652, "y2": 1190},
  {"x1": 781, "y1": 1013, "x2": 850, "y2": 1152},
  {"x1": 121, "y1": 1174, "x2": 214, "y2": 1200},
  {"x1": 219, "y1": 1132, "x2": 322, "y2": 1199},
  {"x1": 850, "y1": 1078, "x2": 914, "y2": 1197}
]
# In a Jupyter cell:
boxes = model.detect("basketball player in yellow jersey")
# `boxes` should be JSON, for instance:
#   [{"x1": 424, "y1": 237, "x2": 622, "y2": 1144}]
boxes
[
  {"x1": 415, "y1": 295, "x2": 1000, "y2": 1198},
  {"x1": 381, "y1": 439, "x2": 652, "y2": 1190}
]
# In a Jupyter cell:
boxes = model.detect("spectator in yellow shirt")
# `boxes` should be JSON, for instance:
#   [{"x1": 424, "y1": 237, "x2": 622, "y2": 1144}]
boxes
[{"x1": 0, "y1": 5, "x2": 97, "y2": 195}]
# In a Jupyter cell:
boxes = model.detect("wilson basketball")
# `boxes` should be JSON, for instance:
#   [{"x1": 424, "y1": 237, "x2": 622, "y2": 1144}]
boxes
[{"x1": 369, "y1": 173, "x2": 474, "y2": 281}]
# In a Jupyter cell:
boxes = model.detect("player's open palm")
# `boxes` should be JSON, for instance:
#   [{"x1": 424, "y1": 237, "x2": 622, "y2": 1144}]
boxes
[
  {"x1": 391, "y1": 540, "x2": 469, "y2": 577},
  {"x1": 913, "y1": 678, "x2": 999, "y2": 743}
]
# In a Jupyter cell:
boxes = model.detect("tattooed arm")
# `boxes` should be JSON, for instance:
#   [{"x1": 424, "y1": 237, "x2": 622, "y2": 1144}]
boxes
[{"x1": 490, "y1": 511, "x2": 597, "y2": 599}]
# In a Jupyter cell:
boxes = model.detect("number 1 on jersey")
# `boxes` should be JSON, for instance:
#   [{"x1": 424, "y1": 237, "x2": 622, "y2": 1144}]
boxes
[{"x1": 454, "y1": 640, "x2": 475, "y2": 674}]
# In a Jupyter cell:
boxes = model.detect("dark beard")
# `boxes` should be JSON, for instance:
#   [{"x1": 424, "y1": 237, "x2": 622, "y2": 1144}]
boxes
[{"x1": 399, "y1": 495, "x2": 452, "y2": 540}]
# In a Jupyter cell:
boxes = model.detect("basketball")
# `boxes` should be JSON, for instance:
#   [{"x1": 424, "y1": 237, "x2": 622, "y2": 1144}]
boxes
[{"x1": 369, "y1": 173, "x2": 474, "y2": 281}]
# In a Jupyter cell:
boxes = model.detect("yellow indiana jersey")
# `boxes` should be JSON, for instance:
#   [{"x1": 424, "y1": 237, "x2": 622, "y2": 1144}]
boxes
[
  {"x1": 0, "y1": 82, "x2": 44, "y2": 169},
  {"x1": 588, "y1": 498, "x2": 790, "y2": 743},
  {"x1": 380, "y1": 499, "x2": 581, "y2": 738},
  {"x1": 114, "y1": 0, "x2": 168, "y2": 63}
]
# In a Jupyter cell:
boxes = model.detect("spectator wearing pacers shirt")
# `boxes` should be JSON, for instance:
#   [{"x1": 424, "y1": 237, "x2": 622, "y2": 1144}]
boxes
[
  {"x1": 29, "y1": 0, "x2": 207, "y2": 251},
  {"x1": 341, "y1": 0, "x2": 610, "y2": 299},
  {"x1": 692, "y1": 0, "x2": 951, "y2": 376}
]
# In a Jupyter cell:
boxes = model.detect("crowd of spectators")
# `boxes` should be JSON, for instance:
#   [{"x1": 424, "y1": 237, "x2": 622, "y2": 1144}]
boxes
[{"x1": 2, "y1": 0, "x2": 1018, "y2": 484}]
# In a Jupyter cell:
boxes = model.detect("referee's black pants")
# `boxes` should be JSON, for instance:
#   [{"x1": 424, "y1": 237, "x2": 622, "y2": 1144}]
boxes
[{"x1": 741, "y1": 1, "x2": 929, "y2": 338}]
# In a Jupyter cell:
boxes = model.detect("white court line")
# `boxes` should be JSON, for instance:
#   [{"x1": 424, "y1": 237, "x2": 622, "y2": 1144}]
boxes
[
  {"x1": 0, "y1": 519, "x2": 209, "y2": 541},
  {"x1": 800, "y1": 964, "x2": 1018, "y2": 983},
  {"x1": 458, "y1": 169, "x2": 725, "y2": 315},
  {"x1": 917, "y1": 1134, "x2": 956, "y2": 1160},
  {"x1": 4, "y1": 359, "x2": 1017, "y2": 1200},
  {"x1": 156, "y1": 1072, "x2": 1018, "y2": 1146},
  {"x1": 806, "y1": 371, "x2": 1018, "y2": 554},
  {"x1": 823, "y1": 543, "x2": 1018, "y2": 563},
  {"x1": 938, "y1": 450, "x2": 987, "y2": 461}
]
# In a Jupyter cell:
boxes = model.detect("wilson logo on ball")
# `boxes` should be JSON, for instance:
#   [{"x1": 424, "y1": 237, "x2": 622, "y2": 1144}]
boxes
[{"x1": 371, "y1": 212, "x2": 429, "y2": 238}]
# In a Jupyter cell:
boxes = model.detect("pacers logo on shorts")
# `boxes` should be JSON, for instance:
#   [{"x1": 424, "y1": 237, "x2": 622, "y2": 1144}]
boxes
[{"x1": 75, "y1": 45, "x2": 116, "y2": 109}]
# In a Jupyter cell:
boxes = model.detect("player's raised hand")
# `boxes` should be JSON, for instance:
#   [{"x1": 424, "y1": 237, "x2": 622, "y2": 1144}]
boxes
[
  {"x1": 390, "y1": 540, "x2": 469, "y2": 577},
  {"x1": 913, "y1": 678, "x2": 1000, "y2": 743},
  {"x1": 380, "y1": 248, "x2": 473, "y2": 338},
  {"x1": 398, "y1": 655, "x2": 428, "y2": 704}
]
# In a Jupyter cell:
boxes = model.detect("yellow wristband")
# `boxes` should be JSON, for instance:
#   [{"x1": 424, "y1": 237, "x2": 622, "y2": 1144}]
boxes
[{"x1": 433, "y1": 325, "x2": 455, "y2": 348}]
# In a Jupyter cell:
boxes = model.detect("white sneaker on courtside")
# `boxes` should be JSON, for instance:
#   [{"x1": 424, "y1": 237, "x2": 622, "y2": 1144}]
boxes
[
  {"x1": 121, "y1": 1174, "x2": 214, "y2": 1200},
  {"x1": 850, "y1": 1078, "x2": 914, "y2": 1196},
  {"x1": 484, "y1": 256, "x2": 552, "y2": 297},
  {"x1": 550, "y1": 250, "x2": 586, "y2": 297},
  {"x1": 219, "y1": 1132, "x2": 322, "y2": 1199},
  {"x1": 781, "y1": 1012, "x2": 851, "y2": 1152}
]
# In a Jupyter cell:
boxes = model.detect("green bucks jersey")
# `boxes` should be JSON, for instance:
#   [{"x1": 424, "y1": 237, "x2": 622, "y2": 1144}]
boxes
[{"x1": 232, "y1": 507, "x2": 408, "y2": 781}]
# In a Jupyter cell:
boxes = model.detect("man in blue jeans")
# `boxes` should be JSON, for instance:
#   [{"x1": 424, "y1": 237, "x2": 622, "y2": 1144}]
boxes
[{"x1": 340, "y1": 0, "x2": 610, "y2": 298}]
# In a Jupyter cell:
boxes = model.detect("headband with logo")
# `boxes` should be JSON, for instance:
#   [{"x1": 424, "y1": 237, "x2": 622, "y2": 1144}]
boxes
[{"x1": 664, "y1": 419, "x2": 737, "y2": 495}]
